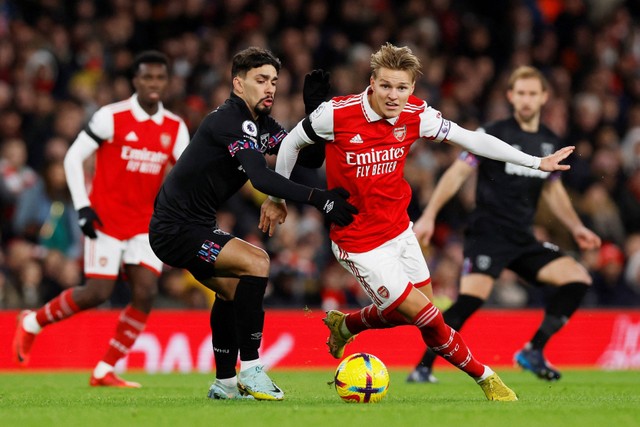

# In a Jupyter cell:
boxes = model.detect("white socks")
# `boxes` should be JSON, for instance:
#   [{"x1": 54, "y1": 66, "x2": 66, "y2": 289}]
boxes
[
  {"x1": 477, "y1": 365, "x2": 495, "y2": 382},
  {"x1": 23, "y1": 312, "x2": 42, "y2": 334},
  {"x1": 93, "y1": 361, "x2": 114, "y2": 379},
  {"x1": 240, "y1": 359, "x2": 262, "y2": 372},
  {"x1": 339, "y1": 319, "x2": 352, "y2": 338},
  {"x1": 217, "y1": 376, "x2": 237, "y2": 388}
]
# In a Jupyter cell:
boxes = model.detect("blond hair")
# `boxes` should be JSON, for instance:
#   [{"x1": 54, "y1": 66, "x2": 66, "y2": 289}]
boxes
[
  {"x1": 370, "y1": 43, "x2": 423, "y2": 82},
  {"x1": 508, "y1": 66, "x2": 549, "y2": 91}
]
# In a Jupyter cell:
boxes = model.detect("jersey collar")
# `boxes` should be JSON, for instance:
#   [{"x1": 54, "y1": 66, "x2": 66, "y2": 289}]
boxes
[
  {"x1": 361, "y1": 86, "x2": 400, "y2": 125},
  {"x1": 131, "y1": 93, "x2": 165, "y2": 125}
]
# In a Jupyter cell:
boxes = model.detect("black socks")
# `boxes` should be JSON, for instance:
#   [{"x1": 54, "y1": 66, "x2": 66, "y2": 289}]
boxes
[
  {"x1": 233, "y1": 275, "x2": 268, "y2": 362},
  {"x1": 530, "y1": 282, "x2": 589, "y2": 350},
  {"x1": 210, "y1": 298, "x2": 238, "y2": 379}
]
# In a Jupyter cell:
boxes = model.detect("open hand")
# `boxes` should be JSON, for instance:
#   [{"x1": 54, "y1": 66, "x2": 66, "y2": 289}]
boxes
[{"x1": 539, "y1": 146, "x2": 575, "y2": 172}]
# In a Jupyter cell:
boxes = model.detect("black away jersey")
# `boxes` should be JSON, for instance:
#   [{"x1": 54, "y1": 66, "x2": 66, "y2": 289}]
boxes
[
  {"x1": 463, "y1": 117, "x2": 561, "y2": 231},
  {"x1": 151, "y1": 93, "x2": 285, "y2": 233}
]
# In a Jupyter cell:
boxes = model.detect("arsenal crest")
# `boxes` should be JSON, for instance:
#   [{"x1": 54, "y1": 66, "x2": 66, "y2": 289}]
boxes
[
  {"x1": 393, "y1": 125, "x2": 406, "y2": 142},
  {"x1": 160, "y1": 133, "x2": 172, "y2": 148},
  {"x1": 377, "y1": 286, "x2": 390, "y2": 298}
]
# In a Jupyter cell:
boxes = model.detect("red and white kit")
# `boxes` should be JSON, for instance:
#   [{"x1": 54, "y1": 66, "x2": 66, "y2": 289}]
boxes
[
  {"x1": 277, "y1": 87, "x2": 539, "y2": 310},
  {"x1": 65, "y1": 94, "x2": 189, "y2": 277}
]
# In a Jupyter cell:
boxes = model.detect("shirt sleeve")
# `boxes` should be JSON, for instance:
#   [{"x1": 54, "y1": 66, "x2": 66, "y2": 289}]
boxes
[
  {"x1": 418, "y1": 104, "x2": 452, "y2": 142},
  {"x1": 172, "y1": 119, "x2": 190, "y2": 161},
  {"x1": 447, "y1": 123, "x2": 541, "y2": 169},
  {"x1": 235, "y1": 148, "x2": 312, "y2": 203},
  {"x1": 85, "y1": 106, "x2": 114, "y2": 142},
  {"x1": 63, "y1": 131, "x2": 99, "y2": 209},
  {"x1": 224, "y1": 116, "x2": 264, "y2": 157},
  {"x1": 307, "y1": 101, "x2": 335, "y2": 141}
]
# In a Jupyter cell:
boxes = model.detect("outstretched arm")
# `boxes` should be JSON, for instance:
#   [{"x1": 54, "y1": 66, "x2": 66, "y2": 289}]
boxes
[
  {"x1": 446, "y1": 125, "x2": 574, "y2": 172},
  {"x1": 414, "y1": 159, "x2": 474, "y2": 246},
  {"x1": 542, "y1": 179, "x2": 601, "y2": 250}
]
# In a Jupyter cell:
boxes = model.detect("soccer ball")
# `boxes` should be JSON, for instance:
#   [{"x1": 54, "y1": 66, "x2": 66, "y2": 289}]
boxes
[{"x1": 334, "y1": 353, "x2": 389, "y2": 403}]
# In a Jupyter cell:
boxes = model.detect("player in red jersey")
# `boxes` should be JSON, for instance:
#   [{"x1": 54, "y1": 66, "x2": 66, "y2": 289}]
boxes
[
  {"x1": 12, "y1": 51, "x2": 190, "y2": 388},
  {"x1": 264, "y1": 43, "x2": 575, "y2": 401}
]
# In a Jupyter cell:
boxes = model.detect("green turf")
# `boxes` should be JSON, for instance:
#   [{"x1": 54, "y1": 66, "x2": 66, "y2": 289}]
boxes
[{"x1": 1, "y1": 369, "x2": 638, "y2": 427}]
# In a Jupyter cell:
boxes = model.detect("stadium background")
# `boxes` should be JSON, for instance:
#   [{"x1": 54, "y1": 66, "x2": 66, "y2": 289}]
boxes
[{"x1": 0, "y1": 0, "x2": 639, "y2": 370}]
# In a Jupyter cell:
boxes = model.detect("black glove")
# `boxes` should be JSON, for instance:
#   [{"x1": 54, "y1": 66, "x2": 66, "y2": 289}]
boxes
[
  {"x1": 303, "y1": 69, "x2": 331, "y2": 115},
  {"x1": 308, "y1": 187, "x2": 358, "y2": 227},
  {"x1": 77, "y1": 206, "x2": 103, "y2": 239}
]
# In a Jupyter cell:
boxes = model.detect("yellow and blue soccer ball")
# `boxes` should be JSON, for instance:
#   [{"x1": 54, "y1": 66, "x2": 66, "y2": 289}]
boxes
[{"x1": 334, "y1": 353, "x2": 389, "y2": 403}]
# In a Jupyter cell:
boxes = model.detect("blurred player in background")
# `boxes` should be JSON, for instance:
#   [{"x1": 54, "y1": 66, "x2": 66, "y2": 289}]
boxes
[
  {"x1": 12, "y1": 50, "x2": 190, "y2": 388},
  {"x1": 149, "y1": 47, "x2": 354, "y2": 401},
  {"x1": 407, "y1": 66, "x2": 601, "y2": 384},
  {"x1": 265, "y1": 43, "x2": 577, "y2": 401}
]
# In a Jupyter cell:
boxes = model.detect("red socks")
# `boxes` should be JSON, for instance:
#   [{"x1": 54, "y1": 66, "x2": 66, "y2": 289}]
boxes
[
  {"x1": 344, "y1": 304, "x2": 410, "y2": 334},
  {"x1": 413, "y1": 302, "x2": 485, "y2": 378},
  {"x1": 102, "y1": 305, "x2": 148, "y2": 366},
  {"x1": 35, "y1": 289, "x2": 81, "y2": 327}
]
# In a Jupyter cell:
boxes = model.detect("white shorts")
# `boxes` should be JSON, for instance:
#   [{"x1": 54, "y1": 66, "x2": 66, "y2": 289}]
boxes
[
  {"x1": 84, "y1": 231, "x2": 163, "y2": 279},
  {"x1": 331, "y1": 224, "x2": 431, "y2": 313}
]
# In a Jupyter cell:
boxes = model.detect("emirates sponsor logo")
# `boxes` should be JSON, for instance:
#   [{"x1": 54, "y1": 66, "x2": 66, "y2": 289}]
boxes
[
  {"x1": 121, "y1": 145, "x2": 169, "y2": 175},
  {"x1": 346, "y1": 147, "x2": 405, "y2": 166},
  {"x1": 347, "y1": 147, "x2": 405, "y2": 178}
]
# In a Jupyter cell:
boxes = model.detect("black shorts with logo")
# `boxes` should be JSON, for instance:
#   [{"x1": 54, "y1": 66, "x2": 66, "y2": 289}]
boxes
[
  {"x1": 149, "y1": 223, "x2": 235, "y2": 281},
  {"x1": 461, "y1": 222, "x2": 563, "y2": 285}
]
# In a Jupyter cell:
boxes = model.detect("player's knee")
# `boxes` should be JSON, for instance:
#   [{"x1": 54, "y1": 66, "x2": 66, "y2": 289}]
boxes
[
  {"x1": 562, "y1": 264, "x2": 592, "y2": 286},
  {"x1": 247, "y1": 248, "x2": 270, "y2": 277},
  {"x1": 132, "y1": 281, "x2": 158, "y2": 302},
  {"x1": 82, "y1": 281, "x2": 115, "y2": 306}
]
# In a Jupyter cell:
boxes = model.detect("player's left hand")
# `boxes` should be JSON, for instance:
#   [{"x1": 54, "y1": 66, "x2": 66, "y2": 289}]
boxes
[
  {"x1": 539, "y1": 146, "x2": 575, "y2": 172},
  {"x1": 573, "y1": 225, "x2": 602, "y2": 251},
  {"x1": 259, "y1": 197, "x2": 288, "y2": 236},
  {"x1": 303, "y1": 69, "x2": 331, "y2": 115}
]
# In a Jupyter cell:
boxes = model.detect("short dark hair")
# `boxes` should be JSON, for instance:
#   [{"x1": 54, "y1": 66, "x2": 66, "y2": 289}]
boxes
[
  {"x1": 132, "y1": 50, "x2": 169, "y2": 75},
  {"x1": 231, "y1": 47, "x2": 281, "y2": 78}
]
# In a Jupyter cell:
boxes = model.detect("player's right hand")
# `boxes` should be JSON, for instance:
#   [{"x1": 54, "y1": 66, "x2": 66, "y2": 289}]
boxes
[
  {"x1": 259, "y1": 198, "x2": 288, "y2": 237},
  {"x1": 77, "y1": 206, "x2": 103, "y2": 239},
  {"x1": 309, "y1": 187, "x2": 358, "y2": 227},
  {"x1": 413, "y1": 213, "x2": 435, "y2": 247}
]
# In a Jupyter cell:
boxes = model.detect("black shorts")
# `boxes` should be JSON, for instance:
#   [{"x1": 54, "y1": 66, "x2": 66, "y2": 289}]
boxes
[
  {"x1": 462, "y1": 223, "x2": 563, "y2": 285},
  {"x1": 149, "y1": 223, "x2": 235, "y2": 281}
]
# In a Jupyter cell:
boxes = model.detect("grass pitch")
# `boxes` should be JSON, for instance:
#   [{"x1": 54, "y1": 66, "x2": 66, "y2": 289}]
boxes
[{"x1": 1, "y1": 369, "x2": 638, "y2": 427}]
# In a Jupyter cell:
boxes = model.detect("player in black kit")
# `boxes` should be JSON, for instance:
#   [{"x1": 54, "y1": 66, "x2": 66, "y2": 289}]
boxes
[
  {"x1": 149, "y1": 47, "x2": 355, "y2": 401},
  {"x1": 406, "y1": 66, "x2": 601, "y2": 383}
]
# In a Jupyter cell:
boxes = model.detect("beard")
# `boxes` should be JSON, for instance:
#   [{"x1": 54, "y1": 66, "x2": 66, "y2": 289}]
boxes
[
  {"x1": 254, "y1": 104, "x2": 272, "y2": 116},
  {"x1": 516, "y1": 108, "x2": 537, "y2": 123},
  {"x1": 254, "y1": 97, "x2": 273, "y2": 116}
]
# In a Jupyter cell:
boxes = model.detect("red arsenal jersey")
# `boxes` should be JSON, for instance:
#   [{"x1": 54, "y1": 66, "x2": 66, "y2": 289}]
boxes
[
  {"x1": 86, "y1": 95, "x2": 189, "y2": 240},
  {"x1": 309, "y1": 88, "x2": 452, "y2": 252}
]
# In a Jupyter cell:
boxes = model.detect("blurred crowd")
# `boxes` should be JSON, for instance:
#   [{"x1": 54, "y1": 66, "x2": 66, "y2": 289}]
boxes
[{"x1": 1, "y1": 0, "x2": 640, "y2": 311}]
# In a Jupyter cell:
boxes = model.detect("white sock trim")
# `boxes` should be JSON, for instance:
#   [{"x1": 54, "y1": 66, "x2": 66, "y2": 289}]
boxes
[
  {"x1": 477, "y1": 365, "x2": 494, "y2": 382},
  {"x1": 23, "y1": 312, "x2": 42, "y2": 334},
  {"x1": 93, "y1": 361, "x2": 114, "y2": 379},
  {"x1": 240, "y1": 359, "x2": 262, "y2": 372},
  {"x1": 217, "y1": 376, "x2": 237, "y2": 388},
  {"x1": 339, "y1": 319, "x2": 352, "y2": 338}
]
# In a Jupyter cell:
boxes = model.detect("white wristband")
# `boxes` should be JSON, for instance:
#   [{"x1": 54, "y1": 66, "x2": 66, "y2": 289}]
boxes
[
  {"x1": 531, "y1": 156, "x2": 541, "y2": 170},
  {"x1": 269, "y1": 196, "x2": 285, "y2": 203}
]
